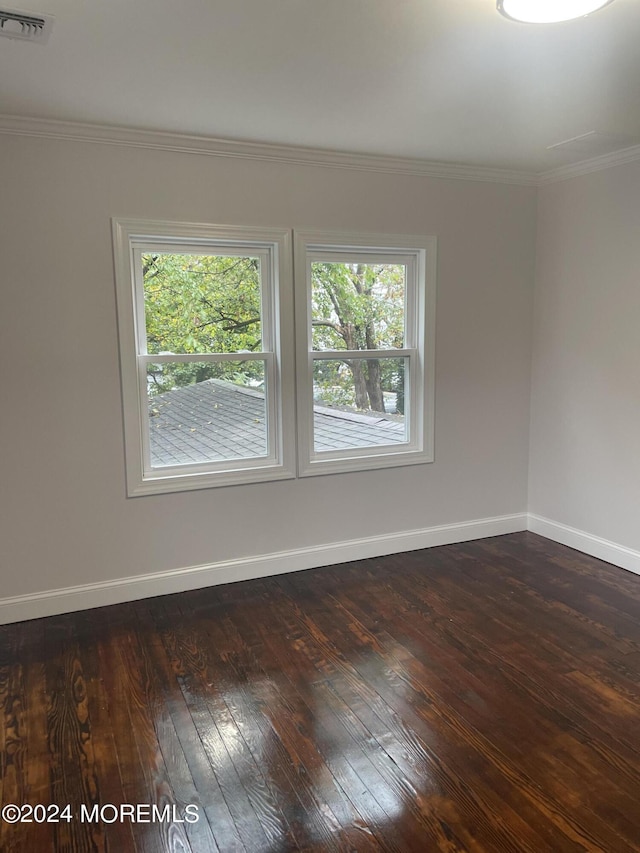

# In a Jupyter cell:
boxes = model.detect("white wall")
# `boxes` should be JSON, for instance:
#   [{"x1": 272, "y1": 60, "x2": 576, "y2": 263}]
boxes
[
  {"x1": 0, "y1": 134, "x2": 536, "y2": 604},
  {"x1": 529, "y1": 161, "x2": 640, "y2": 552}
]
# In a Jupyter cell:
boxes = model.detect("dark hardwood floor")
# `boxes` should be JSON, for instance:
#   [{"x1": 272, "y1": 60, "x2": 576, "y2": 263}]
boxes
[{"x1": 1, "y1": 532, "x2": 640, "y2": 852}]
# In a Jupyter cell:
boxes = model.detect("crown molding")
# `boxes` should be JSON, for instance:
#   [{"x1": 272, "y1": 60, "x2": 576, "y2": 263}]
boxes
[
  {"x1": 537, "y1": 143, "x2": 640, "y2": 185},
  {"x1": 5, "y1": 113, "x2": 637, "y2": 187},
  {"x1": 0, "y1": 113, "x2": 538, "y2": 186}
]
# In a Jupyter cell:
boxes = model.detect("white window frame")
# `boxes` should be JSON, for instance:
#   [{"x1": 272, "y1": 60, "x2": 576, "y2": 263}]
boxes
[
  {"x1": 294, "y1": 230, "x2": 436, "y2": 477},
  {"x1": 112, "y1": 219, "x2": 296, "y2": 496}
]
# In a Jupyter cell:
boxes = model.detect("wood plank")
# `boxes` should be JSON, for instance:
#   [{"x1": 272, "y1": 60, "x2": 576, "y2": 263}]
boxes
[
  {"x1": 94, "y1": 604, "x2": 192, "y2": 853},
  {"x1": 272, "y1": 573, "x2": 552, "y2": 852},
  {"x1": 0, "y1": 621, "x2": 51, "y2": 852},
  {"x1": 155, "y1": 605, "x2": 271, "y2": 851},
  {"x1": 129, "y1": 601, "x2": 220, "y2": 853},
  {"x1": 173, "y1": 605, "x2": 348, "y2": 851},
  {"x1": 221, "y1": 601, "x2": 411, "y2": 852}
]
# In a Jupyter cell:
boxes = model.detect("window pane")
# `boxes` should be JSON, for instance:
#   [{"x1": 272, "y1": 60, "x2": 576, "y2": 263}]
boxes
[
  {"x1": 313, "y1": 358, "x2": 407, "y2": 452},
  {"x1": 311, "y1": 262, "x2": 405, "y2": 351},
  {"x1": 147, "y1": 361, "x2": 267, "y2": 467},
  {"x1": 142, "y1": 253, "x2": 262, "y2": 354}
]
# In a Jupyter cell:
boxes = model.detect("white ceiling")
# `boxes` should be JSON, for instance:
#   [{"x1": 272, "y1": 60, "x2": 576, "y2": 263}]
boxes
[{"x1": 1, "y1": 0, "x2": 639, "y2": 173}]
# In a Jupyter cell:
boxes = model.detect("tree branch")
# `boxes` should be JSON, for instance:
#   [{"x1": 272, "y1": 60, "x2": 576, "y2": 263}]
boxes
[
  {"x1": 312, "y1": 320, "x2": 342, "y2": 334},
  {"x1": 194, "y1": 313, "x2": 260, "y2": 332}
]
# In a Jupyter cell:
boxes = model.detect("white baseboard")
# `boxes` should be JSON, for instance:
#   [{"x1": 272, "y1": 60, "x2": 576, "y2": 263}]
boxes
[
  {"x1": 0, "y1": 513, "x2": 527, "y2": 625},
  {"x1": 527, "y1": 514, "x2": 640, "y2": 576}
]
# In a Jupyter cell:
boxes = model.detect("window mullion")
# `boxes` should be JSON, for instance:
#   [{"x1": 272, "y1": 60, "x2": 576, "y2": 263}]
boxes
[
  {"x1": 310, "y1": 348, "x2": 414, "y2": 360},
  {"x1": 139, "y1": 352, "x2": 269, "y2": 364},
  {"x1": 404, "y1": 254, "x2": 418, "y2": 349},
  {"x1": 137, "y1": 357, "x2": 153, "y2": 475}
]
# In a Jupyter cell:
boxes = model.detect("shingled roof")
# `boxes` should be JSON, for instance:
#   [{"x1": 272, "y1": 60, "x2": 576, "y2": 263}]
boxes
[{"x1": 149, "y1": 379, "x2": 405, "y2": 467}]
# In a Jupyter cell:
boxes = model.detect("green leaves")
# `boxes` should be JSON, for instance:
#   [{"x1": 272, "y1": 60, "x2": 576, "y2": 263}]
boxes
[
  {"x1": 142, "y1": 253, "x2": 262, "y2": 356},
  {"x1": 142, "y1": 253, "x2": 264, "y2": 394}
]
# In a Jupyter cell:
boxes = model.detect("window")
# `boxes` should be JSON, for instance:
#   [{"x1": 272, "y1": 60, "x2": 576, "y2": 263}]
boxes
[
  {"x1": 294, "y1": 231, "x2": 436, "y2": 476},
  {"x1": 113, "y1": 221, "x2": 435, "y2": 495},
  {"x1": 112, "y1": 220, "x2": 296, "y2": 495}
]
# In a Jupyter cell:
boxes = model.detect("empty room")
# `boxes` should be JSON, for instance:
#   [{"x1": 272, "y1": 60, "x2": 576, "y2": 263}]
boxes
[{"x1": 0, "y1": 0, "x2": 639, "y2": 850}]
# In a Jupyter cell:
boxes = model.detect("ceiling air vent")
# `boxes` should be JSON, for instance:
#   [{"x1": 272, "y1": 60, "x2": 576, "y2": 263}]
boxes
[{"x1": 0, "y1": 8, "x2": 53, "y2": 43}]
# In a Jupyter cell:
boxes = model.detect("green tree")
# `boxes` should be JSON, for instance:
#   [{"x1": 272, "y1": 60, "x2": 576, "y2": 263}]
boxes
[
  {"x1": 142, "y1": 252, "x2": 263, "y2": 394},
  {"x1": 311, "y1": 262, "x2": 405, "y2": 413}
]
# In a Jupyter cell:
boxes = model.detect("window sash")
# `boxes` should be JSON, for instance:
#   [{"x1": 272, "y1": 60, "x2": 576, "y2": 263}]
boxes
[
  {"x1": 133, "y1": 242, "x2": 279, "y2": 475},
  {"x1": 309, "y1": 351, "x2": 418, "y2": 458},
  {"x1": 307, "y1": 250, "x2": 417, "y2": 351},
  {"x1": 139, "y1": 353, "x2": 278, "y2": 477},
  {"x1": 132, "y1": 245, "x2": 274, "y2": 356}
]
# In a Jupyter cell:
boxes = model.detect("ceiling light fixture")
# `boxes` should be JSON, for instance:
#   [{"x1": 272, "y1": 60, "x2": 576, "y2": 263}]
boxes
[{"x1": 497, "y1": 0, "x2": 615, "y2": 23}]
